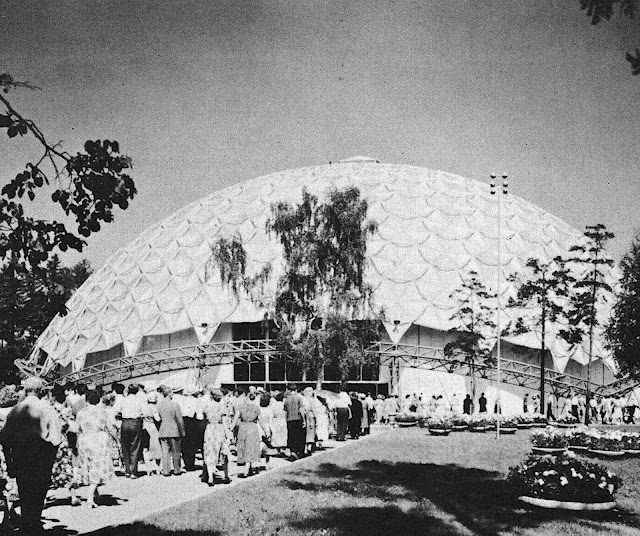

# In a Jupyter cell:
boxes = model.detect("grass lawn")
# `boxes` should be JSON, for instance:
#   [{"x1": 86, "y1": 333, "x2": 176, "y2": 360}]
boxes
[{"x1": 93, "y1": 428, "x2": 640, "y2": 536}]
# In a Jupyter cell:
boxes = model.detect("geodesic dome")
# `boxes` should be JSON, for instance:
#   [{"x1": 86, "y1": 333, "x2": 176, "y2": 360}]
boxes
[{"x1": 30, "y1": 157, "x2": 617, "y2": 377}]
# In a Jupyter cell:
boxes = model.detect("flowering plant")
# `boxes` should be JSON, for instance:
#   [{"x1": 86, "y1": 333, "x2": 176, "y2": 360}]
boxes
[
  {"x1": 623, "y1": 432, "x2": 640, "y2": 451},
  {"x1": 468, "y1": 415, "x2": 490, "y2": 429},
  {"x1": 517, "y1": 414, "x2": 534, "y2": 424},
  {"x1": 531, "y1": 413, "x2": 548, "y2": 425},
  {"x1": 452, "y1": 415, "x2": 469, "y2": 427},
  {"x1": 590, "y1": 430, "x2": 626, "y2": 452},
  {"x1": 395, "y1": 413, "x2": 418, "y2": 423},
  {"x1": 500, "y1": 417, "x2": 519, "y2": 429},
  {"x1": 530, "y1": 427, "x2": 569, "y2": 449},
  {"x1": 566, "y1": 426, "x2": 592, "y2": 448},
  {"x1": 426, "y1": 415, "x2": 453, "y2": 430},
  {"x1": 508, "y1": 452, "x2": 621, "y2": 503},
  {"x1": 555, "y1": 414, "x2": 580, "y2": 425}
]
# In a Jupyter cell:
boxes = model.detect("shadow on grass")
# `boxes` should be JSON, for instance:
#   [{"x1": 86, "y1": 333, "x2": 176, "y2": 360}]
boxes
[
  {"x1": 86, "y1": 523, "x2": 223, "y2": 536},
  {"x1": 281, "y1": 460, "x2": 640, "y2": 535}
]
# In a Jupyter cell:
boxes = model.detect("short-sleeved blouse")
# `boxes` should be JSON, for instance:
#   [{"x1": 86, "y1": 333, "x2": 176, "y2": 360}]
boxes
[{"x1": 239, "y1": 403, "x2": 260, "y2": 423}]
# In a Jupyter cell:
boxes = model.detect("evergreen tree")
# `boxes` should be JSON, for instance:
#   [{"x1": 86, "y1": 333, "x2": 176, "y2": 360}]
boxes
[
  {"x1": 561, "y1": 223, "x2": 615, "y2": 423},
  {"x1": 606, "y1": 232, "x2": 640, "y2": 378},
  {"x1": 444, "y1": 270, "x2": 496, "y2": 405},
  {"x1": 506, "y1": 257, "x2": 574, "y2": 410}
]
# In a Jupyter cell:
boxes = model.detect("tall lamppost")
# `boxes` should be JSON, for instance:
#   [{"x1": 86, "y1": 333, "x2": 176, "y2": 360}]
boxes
[{"x1": 490, "y1": 173, "x2": 508, "y2": 438}]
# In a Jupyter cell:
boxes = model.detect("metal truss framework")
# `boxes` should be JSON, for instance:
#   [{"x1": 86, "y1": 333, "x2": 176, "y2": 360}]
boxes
[
  {"x1": 368, "y1": 342, "x2": 638, "y2": 399},
  {"x1": 17, "y1": 339, "x2": 638, "y2": 396}
]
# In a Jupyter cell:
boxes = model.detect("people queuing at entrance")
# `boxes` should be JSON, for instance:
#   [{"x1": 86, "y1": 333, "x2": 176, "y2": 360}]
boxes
[{"x1": 0, "y1": 380, "x2": 397, "y2": 534}]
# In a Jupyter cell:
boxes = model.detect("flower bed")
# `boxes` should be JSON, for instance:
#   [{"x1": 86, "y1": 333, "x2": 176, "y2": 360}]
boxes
[
  {"x1": 467, "y1": 416, "x2": 490, "y2": 432},
  {"x1": 589, "y1": 430, "x2": 626, "y2": 453},
  {"x1": 508, "y1": 452, "x2": 621, "y2": 504},
  {"x1": 452, "y1": 415, "x2": 468, "y2": 431},
  {"x1": 499, "y1": 417, "x2": 518, "y2": 434},
  {"x1": 554, "y1": 414, "x2": 580, "y2": 427},
  {"x1": 530, "y1": 427, "x2": 569, "y2": 450},
  {"x1": 425, "y1": 415, "x2": 453, "y2": 431},
  {"x1": 395, "y1": 413, "x2": 418, "y2": 427},
  {"x1": 517, "y1": 414, "x2": 534, "y2": 428},
  {"x1": 624, "y1": 432, "x2": 640, "y2": 454},
  {"x1": 531, "y1": 413, "x2": 549, "y2": 427},
  {"x1": 566, "y1": 426, "x2": 592, "y2": 450}
]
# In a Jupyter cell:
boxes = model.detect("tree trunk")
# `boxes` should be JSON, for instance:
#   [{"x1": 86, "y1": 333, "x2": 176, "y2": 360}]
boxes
[
  {"x1": 470, "y1": 369, "x2": 477, "y2": 413},
  {"x1": 315, "y1": 365, "x2": 324, "y2": 390},
  {"x1": 540, "y1": 306, "x2": 546, "y2": 412}
]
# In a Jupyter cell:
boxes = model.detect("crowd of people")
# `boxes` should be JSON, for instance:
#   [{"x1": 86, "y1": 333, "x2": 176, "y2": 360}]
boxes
[
  {"x1": 562, "y1": 391, "x2": 638, "y2": 424},
  {"x1": 0, "y1": 378, "x2": 398, "y2": 534}
]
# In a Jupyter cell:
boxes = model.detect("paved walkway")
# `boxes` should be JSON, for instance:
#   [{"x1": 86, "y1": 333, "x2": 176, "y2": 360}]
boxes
[{"x1": 40, "y1": 427, "x2": 388, "y2": 535}]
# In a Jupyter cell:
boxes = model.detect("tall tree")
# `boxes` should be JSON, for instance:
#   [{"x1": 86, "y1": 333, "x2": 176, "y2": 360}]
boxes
[
  {"x1": 444, "y1": 270, "x2": 496, "y2": 406},
  {"x1": 606, "y1": 232, "x2": 640, "y2": 378},
  {"x1": 0, "y1": 73, "x2": 136, "y2": 288},
  {"x1": 561, "y1": 223, "x2": 615, "y2": 423},
  {"x1": 208, "y1": 186, "x2": 380, "y2": 387},
  {"x1": 579, "y1": 0, "x2": 640, "y2": 75},
  {"x1": 0, "y1": 255, "x2": 92, "y2": 381},
  {"x1": 506, "y1": 257, "x2": 574, "y2": 410}
]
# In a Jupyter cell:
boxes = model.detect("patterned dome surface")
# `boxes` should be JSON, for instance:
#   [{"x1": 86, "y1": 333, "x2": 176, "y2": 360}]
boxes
[{"x1": 34, "y1": 159, "x2": 615, "y2": 374}]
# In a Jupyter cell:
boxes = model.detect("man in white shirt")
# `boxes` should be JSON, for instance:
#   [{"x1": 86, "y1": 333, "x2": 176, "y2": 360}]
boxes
[
  {"x1": 120, "y1": 384, "x2": 146, "y2": 478},
  {"x1": 0, "y1": 378, "x2": 62, "y2": 535},
  {"x1": 334, "y1": 389, "x2": 352, "y2": 441},
  {"x1": 176, "y1": 386, "x2": 199, "y2": 471}
]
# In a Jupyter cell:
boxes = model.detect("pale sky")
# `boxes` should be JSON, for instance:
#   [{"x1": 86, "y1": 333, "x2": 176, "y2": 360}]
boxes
[{"x1": 2, "y1": 0, "x2": 639, "y2": 269}]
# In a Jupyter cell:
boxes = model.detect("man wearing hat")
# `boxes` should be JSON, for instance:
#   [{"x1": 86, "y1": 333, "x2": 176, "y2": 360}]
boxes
[{"x1": 0, "y1": 378, "x2": 62, "y2": 535}]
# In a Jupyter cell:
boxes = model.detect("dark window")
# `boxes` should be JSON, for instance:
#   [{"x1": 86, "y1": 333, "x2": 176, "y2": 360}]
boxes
[
  {"x1": 250, "y1": 354, "x2": 265, "y2": 382},
  {"x1": 269, "y1": 355, "x2": 286, "y2": 382},
  {"x1": 234, "y1": 357, "x2": 249, "y2": 381},
  {"x1": 232, "y1": 322, "x2": 263, "y2": 341}
]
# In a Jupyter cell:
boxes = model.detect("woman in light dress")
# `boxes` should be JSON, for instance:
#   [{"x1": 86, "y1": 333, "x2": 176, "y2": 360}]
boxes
[
  {"x1": 612, "y1": 396, "x2": 624, "y2": 424},
  {"x1": 302, "y1": 389, "x2": 317, "y2": 455},
  {"x1": 313, "y1": 396, "x2": 330, "y2": 449},
  {"x1": 269, "y1": 392, "x2": 288, "y2": 454},
  {"x1": 142, "y1": 391, "x2": 162, "y2": 476},
  {"x1": 258, "y1": 394, "x2": 274, "y2": 471},
  {"x1": 76, "y1": 390, "x2": 116, "y2": 508},
  {"x1": 202, "y1": 388, "x2": 232, "y2": 486},
  {"x1": 235, "y1": 392, "x2": 261, "y2": 477}
]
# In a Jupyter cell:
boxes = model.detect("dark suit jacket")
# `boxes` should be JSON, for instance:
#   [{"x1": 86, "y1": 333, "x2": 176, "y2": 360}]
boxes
[{"x1": 156, "y1": 397, "x2": 185, "y2": 438}]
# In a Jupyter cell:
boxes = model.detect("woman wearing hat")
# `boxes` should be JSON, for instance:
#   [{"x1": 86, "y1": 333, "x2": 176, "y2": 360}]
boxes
[
  {"x1": 202, "y1": 387, "x2": 232, "y2": 486},
  {"x1": 234, "y1": 392, "x2": 261, "y2": 477},
  {"x1": 142, "y1": 391, "x2": 162, "y2": 476},
  {"x1": 301, "y1": 388, "x2": 317, "y2": 456}
]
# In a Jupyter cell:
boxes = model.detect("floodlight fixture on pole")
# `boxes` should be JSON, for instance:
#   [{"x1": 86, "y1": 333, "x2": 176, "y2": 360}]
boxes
[{"x1": 490, "y1": 173, "x2": 508, "y2": 439}]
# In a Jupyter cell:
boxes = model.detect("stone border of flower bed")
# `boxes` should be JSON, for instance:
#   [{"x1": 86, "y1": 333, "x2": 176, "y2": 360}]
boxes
[{"x1": 518, "y1": 496, "x2": 617, "y2": 511}]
